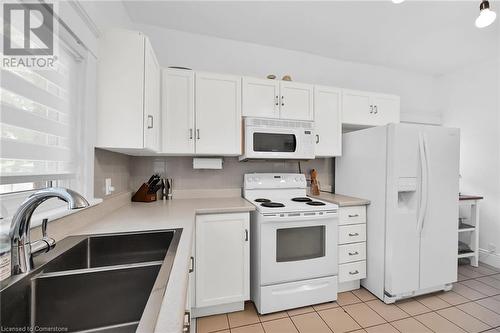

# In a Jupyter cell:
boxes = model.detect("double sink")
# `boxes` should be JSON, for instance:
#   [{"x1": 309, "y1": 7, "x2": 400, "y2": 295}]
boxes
[{"x1": 1, "y1": 229, "x2": 182, "y2": 332}]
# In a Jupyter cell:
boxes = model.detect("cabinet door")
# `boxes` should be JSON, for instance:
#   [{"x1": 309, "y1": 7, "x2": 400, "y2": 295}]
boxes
[
  {"x1": 371, "y1": 94, "x2": 400, "y2": 126},
  {"x1": 279, "y1": 81, "x2": 314, "y2": 120},
  {"x1": 341, "y1": 89, "x2": 372, "y2": 126},
  {"x1": 97, "y1": 30, "x2": 145, "y2": 149},
  {"x1": 242, "y1": 77, "x2": 279, "y2": 118},
  {"x1": 161, "y1": 69, "x2": 195, "y2": 154},
  {"x1": 195, "y1": 213, "x2": 250, "y2": 308},
  {"x1": 143, "y1": 38, "x2": 160, "y2": 151},
  {"x1": 314, "y1": 85, "x2": 342, "y2": 157},
  {"x1": 195, "y1": 72, "x2": 242, "y2": 155}
]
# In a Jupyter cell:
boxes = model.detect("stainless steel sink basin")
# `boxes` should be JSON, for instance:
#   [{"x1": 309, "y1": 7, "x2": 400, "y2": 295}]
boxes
[
  {"x1": 44, "y1": 231, "x2": 174, "y2": 273},
  {"x1": 0, "y1": 229, "x2": 181, "y2": 332}
]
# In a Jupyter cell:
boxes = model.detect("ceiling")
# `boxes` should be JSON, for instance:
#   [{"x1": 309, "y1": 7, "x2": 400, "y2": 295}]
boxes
[{"x1": 122, "y1": 1, "x2": 499, "y2": 75}]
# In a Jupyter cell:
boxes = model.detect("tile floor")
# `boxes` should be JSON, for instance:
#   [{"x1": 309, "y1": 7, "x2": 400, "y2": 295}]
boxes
[{"x1": 196, "y1": 264, "x2": 500, "y2": 333}]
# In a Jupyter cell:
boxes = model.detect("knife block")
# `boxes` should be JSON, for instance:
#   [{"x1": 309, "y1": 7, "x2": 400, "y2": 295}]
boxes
[{"x1": 132, "y1": 183, "x2": 157, "y2": 202}]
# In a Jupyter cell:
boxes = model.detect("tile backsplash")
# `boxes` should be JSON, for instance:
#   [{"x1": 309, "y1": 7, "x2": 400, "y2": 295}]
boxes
[
  {"x1": 129, "y1": 156, "x2": 334, "y2": 193},
  {"x1": 94, "y1": 148, "x2": 131, "y2": 198}
]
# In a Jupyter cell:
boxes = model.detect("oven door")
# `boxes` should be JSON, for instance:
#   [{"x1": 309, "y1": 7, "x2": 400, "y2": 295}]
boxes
[{"x1": 260, "y1": 213, "x2": 338, "y2": 285}]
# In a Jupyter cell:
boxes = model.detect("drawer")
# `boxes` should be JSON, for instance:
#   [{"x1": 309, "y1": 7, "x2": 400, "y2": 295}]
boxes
[
  {"x1": 339, "y1": 206, "x2": 366, "y2": 225},
  {"x1": 339, "y1": 261, "x2": 366, "y2": 282},
  {"x1": 338, "y1": 224, "x2": 366, "y2": 244},
  {"x1": 339, "y1": 243, "x2": 366, "y2": 264},
  {"x1": 259, "y1": 275, "x2": 338, "y2": 314}
]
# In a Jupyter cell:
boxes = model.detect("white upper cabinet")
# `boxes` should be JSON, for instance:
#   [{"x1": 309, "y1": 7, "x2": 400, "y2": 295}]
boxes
[
  {"x1": 161, "y1": 68, "x2": 195, "y2": 154},
  {"x1": 143, "y1": 39, "x2": 161, "y2": 152},
  {"x1": 195, "y1": 72, "x2": 242, "y2": 155},
  {"x1": 97, "y1": 29, "x2": 160, "y2": 153},
  {"x1": 371, "y1": 94, "x2": 400, "y2": 126},
  {"x1": 242, "y1": 77, "x2": 279, "y2": 118},
  {"x1": 161, "y1": 71, "x2": 242, "y2": 156},
  {"x1": 314, "y1": 85, "x2": 342, "y2": 157},
  {"x1": 342, "y1": 89, "x2": 400, "y2": 127},
  {"x1": 279, "y1": 81, "x2": 314, "y2": 121},
  {"x1": 242, "y1": 77, "x2": 313, "y2": 121}
]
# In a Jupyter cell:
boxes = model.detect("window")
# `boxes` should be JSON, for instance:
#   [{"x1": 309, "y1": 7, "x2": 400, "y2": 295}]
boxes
[{"x1": 1, "y1": 24, "x2": 88, "y2": 221}]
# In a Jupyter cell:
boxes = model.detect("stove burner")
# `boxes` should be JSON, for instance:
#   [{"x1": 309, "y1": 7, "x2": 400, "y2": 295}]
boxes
[
  {"x1": 292, "y1": 197, "x2": 313, "y2": 202},
  {"x1": 306, "y1": 201, "x2": 326, "y2": 206},
  {"x1": 261, "y1": 202, "x2": 285, "y2": 208},
  {"x1": 255, "y1": 198, "x2": 271, "y2": 203}
]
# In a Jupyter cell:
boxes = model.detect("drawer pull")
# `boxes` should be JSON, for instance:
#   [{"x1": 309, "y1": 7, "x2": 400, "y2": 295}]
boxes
[
  {"x1": 348, "y1": 214, "x2": 359, "y2": 218},
  {"x1": 348, "y1": 232, "x2": 359, "y2": 237},
  {"x1": 349, "y1": 270, "x2": 359, "y2": 275},
  {"x1": 348, "y1": 251, "x2": 359, "y2": 256}
]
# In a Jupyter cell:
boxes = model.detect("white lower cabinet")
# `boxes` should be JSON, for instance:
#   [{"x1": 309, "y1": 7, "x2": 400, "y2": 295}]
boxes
[
  {"x1": 193, "y1": 212, "x2": 250, "y2": 317},
  {"x1": 338, "y1": 205, "x2": 368, "y2": 292}
]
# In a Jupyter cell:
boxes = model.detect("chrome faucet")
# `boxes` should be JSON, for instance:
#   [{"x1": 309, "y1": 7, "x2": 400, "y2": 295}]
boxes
[{"x1": 9, "y1": 187, "x2": 89, "y2": 274}]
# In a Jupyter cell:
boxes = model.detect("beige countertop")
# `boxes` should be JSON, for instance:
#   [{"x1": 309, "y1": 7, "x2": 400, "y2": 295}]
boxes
[
  {"x1": 72, "y1": 197, "x2": 255, "y2": 333},
  {"x1": 310, "y1": 192, "x2": 370, "y2": 207}
]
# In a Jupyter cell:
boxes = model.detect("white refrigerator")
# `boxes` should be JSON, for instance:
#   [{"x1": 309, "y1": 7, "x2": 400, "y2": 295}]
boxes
[{"x1": 336, "y1": 123, "x2": 460, "y2": 303}]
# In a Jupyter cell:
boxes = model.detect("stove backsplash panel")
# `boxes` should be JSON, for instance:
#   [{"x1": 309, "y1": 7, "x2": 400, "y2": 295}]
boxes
[{"x1": 129, "y1": 157, "x2": 334, "y2": 193}]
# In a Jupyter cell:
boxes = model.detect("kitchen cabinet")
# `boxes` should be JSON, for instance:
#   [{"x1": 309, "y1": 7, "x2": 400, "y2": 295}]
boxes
[
  {"x1": 338, "y1": 205, "x2": 367, "y2": 292},
  {"x1": 242, "y1": 77, "x2": 280, "y2": 118},
  {"x1": 242, "y1": 77, "x2": 313, "y2": 121},
  {"x1": 342, "y1": 89, "x2": 400, "y2": 127},
  {"x1": 195, "y1": 72, "x2": 242, "y2": 155},
  {"x1": 313, "y1": 85, "x2": 342, "y2": 157},
  {"x1": 97, "y1": 29, "x2": 160, "y2": 153},
  {"x1": 161, "y1": 68, "x2": 195, "y2": 154},
  {"x1": 161, "y1": 71, "x2": 242, "y2": 155},
  {"x1": 193, "y1": 212, "x2": 250, "y2": 315}
]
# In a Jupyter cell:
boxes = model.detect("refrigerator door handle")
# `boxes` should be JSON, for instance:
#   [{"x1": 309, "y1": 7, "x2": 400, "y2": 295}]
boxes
[
  {"x1": 421, "y1": 134, "x2": 430, "y2": 232},
  {"x1": 417, "y1": 133, "x2": 429, "y2": 233}
]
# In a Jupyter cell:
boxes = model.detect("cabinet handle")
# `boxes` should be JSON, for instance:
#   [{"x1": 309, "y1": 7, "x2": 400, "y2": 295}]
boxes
[
  {"x1": 147, "y1": 115, "x2": 154, "y2": 129},
  {"x1": 374, "y1": 105, "x2": 378, "y2": 114},
  {"x1": 189, "y1": 256, "x2": 194, "y2": 273},
  {"x1": 348, "y1": 214, "x2": 359, "y2": 218},
  {"x1": 348, "y1": 251, "x2": 359, "y2": 256},
  {"x1": 369, "y1": 105, "x2": 374, "y2": 114},
  {"x1": 275, "y1": 95, "x2": 279, "y2": 106},
  {"x1": 315, "y1": 134, "x2": 320, "y2": 144},
  {"x1": 189, "y1": 128, "x2": 193, "y2": 140},
  {"x1": 196, "y1": 129, "x2": 200, "y2": 140},
  {"x1": 349, "y1": 270, "x2": 359, "y2": 275},
  {"x1": 281, "y1": 96, "x2": 284, "y2": 106},
  {"x1": 245, "y1": 229, "x2": 249, "y2": 241},
  {"x1": 348, "y1": 232, "x2": 359, "y2": 237}
]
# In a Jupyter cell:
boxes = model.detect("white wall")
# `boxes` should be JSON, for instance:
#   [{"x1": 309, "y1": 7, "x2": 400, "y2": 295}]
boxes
[
  {"x1": 131, "y1": 23, "x2": 441, "y2": 124},
  {"x1": 438, "y1": 56, "x2": 500, "y2": 267}
]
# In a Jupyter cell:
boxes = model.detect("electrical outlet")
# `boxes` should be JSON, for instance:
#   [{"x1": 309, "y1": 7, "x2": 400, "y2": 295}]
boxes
[
  {"x1": 105, "y1": 178, "x2": 115, "y2": 195},
  {"x1": 488, "y1": 243, "x2": 496, "y2": 253}
]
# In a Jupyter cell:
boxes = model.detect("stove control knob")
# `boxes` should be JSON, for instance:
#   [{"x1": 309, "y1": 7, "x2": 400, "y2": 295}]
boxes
[
  {"x1": 254, "y1": 177, "x2": 260, "y2": 183},
  {"x1": 295, "y1": 177, "x2": 301, "y2": 182}
]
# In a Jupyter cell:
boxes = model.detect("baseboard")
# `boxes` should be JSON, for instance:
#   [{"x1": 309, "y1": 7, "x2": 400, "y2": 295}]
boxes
[{"x1": 479, "y1": 249, "x2": 500, "y2": 269}]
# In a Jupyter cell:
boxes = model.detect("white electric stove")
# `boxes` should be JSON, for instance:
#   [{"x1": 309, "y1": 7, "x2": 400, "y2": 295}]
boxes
[{"x1": 243, "y1": 173, "x2": 339, "y2": 314}]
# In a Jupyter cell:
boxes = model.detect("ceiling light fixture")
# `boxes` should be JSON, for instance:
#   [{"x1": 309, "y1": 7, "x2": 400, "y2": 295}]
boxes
[
  {"x1": 475, "y1": 0, "x2": 497, "y2": 28},
  {"x1": 392, "y1": 0, "x2": 405, "y2": 3}
]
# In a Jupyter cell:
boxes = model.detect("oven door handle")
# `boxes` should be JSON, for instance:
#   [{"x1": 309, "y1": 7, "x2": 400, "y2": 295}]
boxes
[{"x1": 271, "y1": 281, "x2": 330, "y2": 295}]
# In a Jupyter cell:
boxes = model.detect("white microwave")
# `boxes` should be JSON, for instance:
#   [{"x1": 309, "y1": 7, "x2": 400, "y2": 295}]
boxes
[{"x1": 239, "y1": 117, "x2": 315, "y2": 160}]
